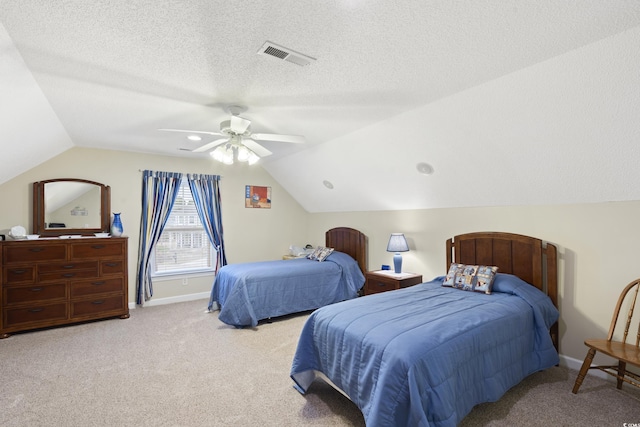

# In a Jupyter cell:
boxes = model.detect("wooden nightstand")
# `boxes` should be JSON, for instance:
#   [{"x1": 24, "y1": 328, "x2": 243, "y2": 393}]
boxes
[{"x1": 364, "y1": 271, "x2": 423, "y2": 295}]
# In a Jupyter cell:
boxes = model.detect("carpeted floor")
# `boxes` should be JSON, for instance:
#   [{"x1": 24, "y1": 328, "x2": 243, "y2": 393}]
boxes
[{"x1": 1, "y1": 299, "x2": 639, "y2": 426}]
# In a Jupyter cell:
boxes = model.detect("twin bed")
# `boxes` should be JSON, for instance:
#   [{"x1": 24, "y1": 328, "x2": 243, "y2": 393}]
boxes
[
  {"x1": 290, "y1": 231, "x2": 559, "y2": 427},
  {"x1": 207, "y1": 229, "x2": 560, "y2": 425},
  {"x1": 207, "y1": 227, "x2": 367, "y2": 327}
]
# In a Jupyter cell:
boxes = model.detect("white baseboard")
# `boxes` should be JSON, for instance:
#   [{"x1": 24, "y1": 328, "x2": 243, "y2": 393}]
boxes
[
  {"x1": 559, "y1": 353, "x2": 615, "y2": 382},
  {"x1": 129, "y1": 292, "x2": 209, "y2": 309}
]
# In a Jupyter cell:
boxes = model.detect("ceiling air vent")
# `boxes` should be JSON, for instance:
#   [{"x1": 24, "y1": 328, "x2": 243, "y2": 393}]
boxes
[{"x1": 257, "y1": 41, "x2": 316, "y2": 67}]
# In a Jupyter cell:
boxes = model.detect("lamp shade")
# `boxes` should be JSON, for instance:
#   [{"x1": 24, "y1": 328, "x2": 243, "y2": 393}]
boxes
[{"x1": 386, "y1": 233, "x2": 409, "y2": 253}]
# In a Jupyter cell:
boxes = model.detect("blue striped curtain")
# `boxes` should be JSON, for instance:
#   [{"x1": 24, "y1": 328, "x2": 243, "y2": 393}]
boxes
[
  {"x1": 136, "y1": 170, "x2": 183, "y2": 305},
  {"x1": 187, "y1": 173, "x2": 227, "y2": 272}
]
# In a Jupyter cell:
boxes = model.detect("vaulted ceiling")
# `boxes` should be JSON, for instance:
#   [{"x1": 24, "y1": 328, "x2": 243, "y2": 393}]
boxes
[{"x1": 2, "y1": 1, "x2": 640, "y2": 212}]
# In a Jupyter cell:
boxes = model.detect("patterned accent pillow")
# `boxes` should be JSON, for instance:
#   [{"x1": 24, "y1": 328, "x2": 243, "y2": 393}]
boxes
[
  {"x1": 316, "y1": 247, "x2": 335, "y2": 262},
  {"x1": 443, "y1": 263, "x2": 465, "y2": 287},
  {"x1": 442, "y1": 263, "x2": 498, "y2": 294},
  {"x1": 456, "y1": 264, "x2": 479, "y2": 291},
  {"x1": 474, "y1": 265, "x2": 499, "y2": 294},
  {"x1": 306, "y1": 247, "x2": 323, "y2": 260}
]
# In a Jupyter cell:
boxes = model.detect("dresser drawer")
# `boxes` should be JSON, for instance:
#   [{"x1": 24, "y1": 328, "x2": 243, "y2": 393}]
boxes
[
  {"x1": 39, "y1": 268, "x2": 99, "y2": 283},
  {"x1": 71, "y1": 278, "x2": 124, "y2": 298},
  {"x1": 4, "y1": 283, "x2": 67, "y2": 305},
  {"x1": 3, "y1": 266, "x2": 36, "y2": 285},
  {"x1": 3, "y1": 244, "x2": 66, "y2": 264},
  {"x1": 39, "y1": 261, "x2": 98, "y2": 273},
  {"x1": 70, "y1": 242, "x2": 124, "y2": 259},
  {"x1": 4, "y1": 303, "x2": 68, "y2": 328},
  {"x1": 71, "y1": 295, "x2": 125, "y2": 318},
  {"x1": 100, "y1": 260, "x2": 124, "y2": 275},
  {"x1": 366, "y1": 277, "x2": 398, "y2": 294}
]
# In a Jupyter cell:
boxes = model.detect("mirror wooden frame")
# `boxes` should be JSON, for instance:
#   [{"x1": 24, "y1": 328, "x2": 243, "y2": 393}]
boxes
[{"x1": 32, "y1": 178, "x2": 111, "y2": 237}]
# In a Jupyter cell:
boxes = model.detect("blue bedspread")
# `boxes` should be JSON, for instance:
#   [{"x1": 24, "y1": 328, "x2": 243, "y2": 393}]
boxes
[
  {"x1": 290, "y1": 274, "x2": 559, "y2": 427},
  {"x1": 208, "y1": 251, "x2": 364, "y2": 327}
]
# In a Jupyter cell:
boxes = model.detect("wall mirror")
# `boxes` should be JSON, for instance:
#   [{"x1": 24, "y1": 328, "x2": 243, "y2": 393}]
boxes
[{"x1": 33, "y1": 178, "x2": 111, "y2": 237}]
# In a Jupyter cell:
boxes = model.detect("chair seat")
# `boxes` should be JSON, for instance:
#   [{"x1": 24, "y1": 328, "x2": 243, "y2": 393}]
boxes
[{"x1": 585, "y1": 339, "x2": 640, "y2": 368}]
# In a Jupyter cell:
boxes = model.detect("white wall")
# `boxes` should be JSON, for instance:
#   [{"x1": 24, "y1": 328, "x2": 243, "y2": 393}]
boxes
[
  {"x1": 266, "y1": 25, "x2": 640, "y2": 213},
  {"x1": 0, "y1": 147, "x2": 309, "y2": 303}
]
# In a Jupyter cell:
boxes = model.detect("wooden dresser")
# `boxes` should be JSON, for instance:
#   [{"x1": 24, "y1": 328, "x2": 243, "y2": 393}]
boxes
[{"x1": 0, "y1": 237, "x2": 129, "y2": 338}]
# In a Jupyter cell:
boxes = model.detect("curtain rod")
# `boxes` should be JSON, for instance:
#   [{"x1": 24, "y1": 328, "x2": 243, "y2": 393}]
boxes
[{"x1": 137, "y1": 169, "x2": 223, "y2": 179}]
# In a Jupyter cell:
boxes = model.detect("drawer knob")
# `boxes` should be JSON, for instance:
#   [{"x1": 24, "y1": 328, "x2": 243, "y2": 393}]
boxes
[
  {"x1": 63, "y1": 264, "x2": 75, "y2": 269},
  {"x1": 91, "y1": 245, "x2": 105, "y2": 249},
  {"x1": 62, "y1": 273, "x2": 76, "y2": 278},
  {"x1": 104, "y1": 263, "x2": 117, "y2": 267},
  {"x1": 30, "y1": 287, "x2": 44, "y2": 292},
  {"x1": 92, "y1": 281, "x2": 106, "y2": 286},
  {"x1": 28, "y1": 248, "x2": 44, "y2": 253},
  {"x1": 28, "y1": 308, "x2": 44, "y2": 313},
  {"x1": 91, "y1": 300, "x2": 105, "y2": 305},
  {"x1": 11, "y1": 269, "x2": 27, "y2": 274}
]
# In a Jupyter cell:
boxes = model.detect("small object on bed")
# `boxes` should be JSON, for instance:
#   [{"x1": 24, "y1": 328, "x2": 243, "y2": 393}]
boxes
[
  {"x1": 443, "y1": 263, "x2": 499, "y2": 293},
  {"x1": 288, "y1": 244, "x2": 314, "y2": 257}
]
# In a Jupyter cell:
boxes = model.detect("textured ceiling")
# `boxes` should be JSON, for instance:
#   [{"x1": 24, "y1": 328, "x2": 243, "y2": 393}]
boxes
[{"x1": 1, "y1": 1, "x2": 640, "y2": 212}]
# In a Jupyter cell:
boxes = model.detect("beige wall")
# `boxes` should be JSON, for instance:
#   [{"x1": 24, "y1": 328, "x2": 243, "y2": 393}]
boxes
[
  {"x1": 306, "y1": 202, "x2": 640, "y2": 365},
  {"x1": 0, "y1": 147, "x2": 308, "y2": 302},
  {"x1": 1, "y1": 146, "x2": 636, "y2": 366}
]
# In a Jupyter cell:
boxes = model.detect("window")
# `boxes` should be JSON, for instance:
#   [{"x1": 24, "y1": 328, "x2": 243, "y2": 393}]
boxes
[{"x1": 153, "y1": 179, "x2": 215, "y2": 275}]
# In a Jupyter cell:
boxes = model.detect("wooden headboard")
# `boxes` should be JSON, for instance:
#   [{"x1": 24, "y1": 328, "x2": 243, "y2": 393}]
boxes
[
  {"x1": 446, "y1": 231, "x2": 558, "y2": 351},
  {"x1": 326, "y1": 227, "x2": 367, "y2": 274}
]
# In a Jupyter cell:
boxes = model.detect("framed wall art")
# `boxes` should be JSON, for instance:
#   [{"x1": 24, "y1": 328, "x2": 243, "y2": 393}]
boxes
[{"x1": 245, "y1": 185, "x2": 271, "y2": 208}]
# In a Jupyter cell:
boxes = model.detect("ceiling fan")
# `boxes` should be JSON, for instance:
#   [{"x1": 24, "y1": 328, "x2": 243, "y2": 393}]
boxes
[{"x1": 160, "y1": 105, "x2": 305, "y2": 165}]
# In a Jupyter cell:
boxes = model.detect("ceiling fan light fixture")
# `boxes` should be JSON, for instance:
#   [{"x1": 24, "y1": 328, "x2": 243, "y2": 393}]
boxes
[
  {"x1": 161, "y1": 106, "x2": 304, "y2": 164},
  {"x1": 187, "y1": 135, "x2": 202, "y2": 141},
  {"x1": 211, "y1": 145, "x2": 234, "y2": 164},
  {"x1": 237, "y1": 145, "x2": 251, "y2": 162},
  {"x1": 247, "y1": 151, "x2": 260, "y2": 165}
]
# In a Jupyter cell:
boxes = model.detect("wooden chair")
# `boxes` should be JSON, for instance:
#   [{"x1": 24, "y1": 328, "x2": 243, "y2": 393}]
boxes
[{"x1": 572, "y1": 278, "x2": 640, "y2": 393}]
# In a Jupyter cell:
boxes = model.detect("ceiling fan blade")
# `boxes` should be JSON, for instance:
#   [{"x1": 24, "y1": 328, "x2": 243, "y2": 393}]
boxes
[
  {"x1": 159, "y1": 128, "x2": 225, "y2": 137},
  {"x1": 250, "y1": 133, "x2": 305, "y2": 144},
  {"x1": 192, "y1": 138, "x2": 229, "y2": 153},
  {"x1": 229, "y1": 116, "x2": 251, "y2": 134},
  {"x1": 242, "y1": 139, "x2": 272, "y2": 157}
]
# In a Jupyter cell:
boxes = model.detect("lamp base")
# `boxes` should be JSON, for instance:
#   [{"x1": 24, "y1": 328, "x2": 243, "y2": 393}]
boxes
[{"x1": 393, "y1": 253, "x2": 403, "y2": 274}]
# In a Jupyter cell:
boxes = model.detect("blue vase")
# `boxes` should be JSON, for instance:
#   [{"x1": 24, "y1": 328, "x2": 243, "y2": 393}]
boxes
[{"x1": 111, "y1": 213, "x2": 123, "y2": 237}]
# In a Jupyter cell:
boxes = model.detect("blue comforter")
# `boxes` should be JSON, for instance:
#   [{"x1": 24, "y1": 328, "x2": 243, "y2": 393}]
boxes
[
  {"x1": 208, "y1": 251, "x2": 364, "y2": 327},
  {"x1": 290, "y1": 274, "x2": 559, "y2": 427}
]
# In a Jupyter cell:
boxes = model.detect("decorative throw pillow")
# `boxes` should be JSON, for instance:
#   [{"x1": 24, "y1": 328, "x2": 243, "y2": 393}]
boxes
[
  {"x1": 306, "y1": 246, "x2": 323, "y2": 260},
  {"x1": 316, "y1": 247, "x2": 335, "y2": 262},
  {"x1": 456, "y1": 264, "x2": 479, "y2": 291},
  {"x1": 474, "y1": 265, "x2": 499, "y2": 294},
  {"x1": 442, "y1": 263, "x2": 498, "y2": 294},
  {"x1": 443, "y1": 263, "x2": 465, "y2": 287}
]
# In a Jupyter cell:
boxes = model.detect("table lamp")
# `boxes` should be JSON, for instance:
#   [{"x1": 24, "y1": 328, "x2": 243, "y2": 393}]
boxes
[{"x1": 387, "y1": 233, "x2": 409, "y2": 274}]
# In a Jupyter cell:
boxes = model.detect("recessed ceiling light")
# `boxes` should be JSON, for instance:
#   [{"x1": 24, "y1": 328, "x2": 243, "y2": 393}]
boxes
[
  {"x1": 187, "y1": 135, "x2": 202, "y2": 141},
  {"x1": 416, "y1": 162, "x2": 434, "y2": 175},
  {"x1": 323, "y1": 180, "x2": 334, "y2": 189}
]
